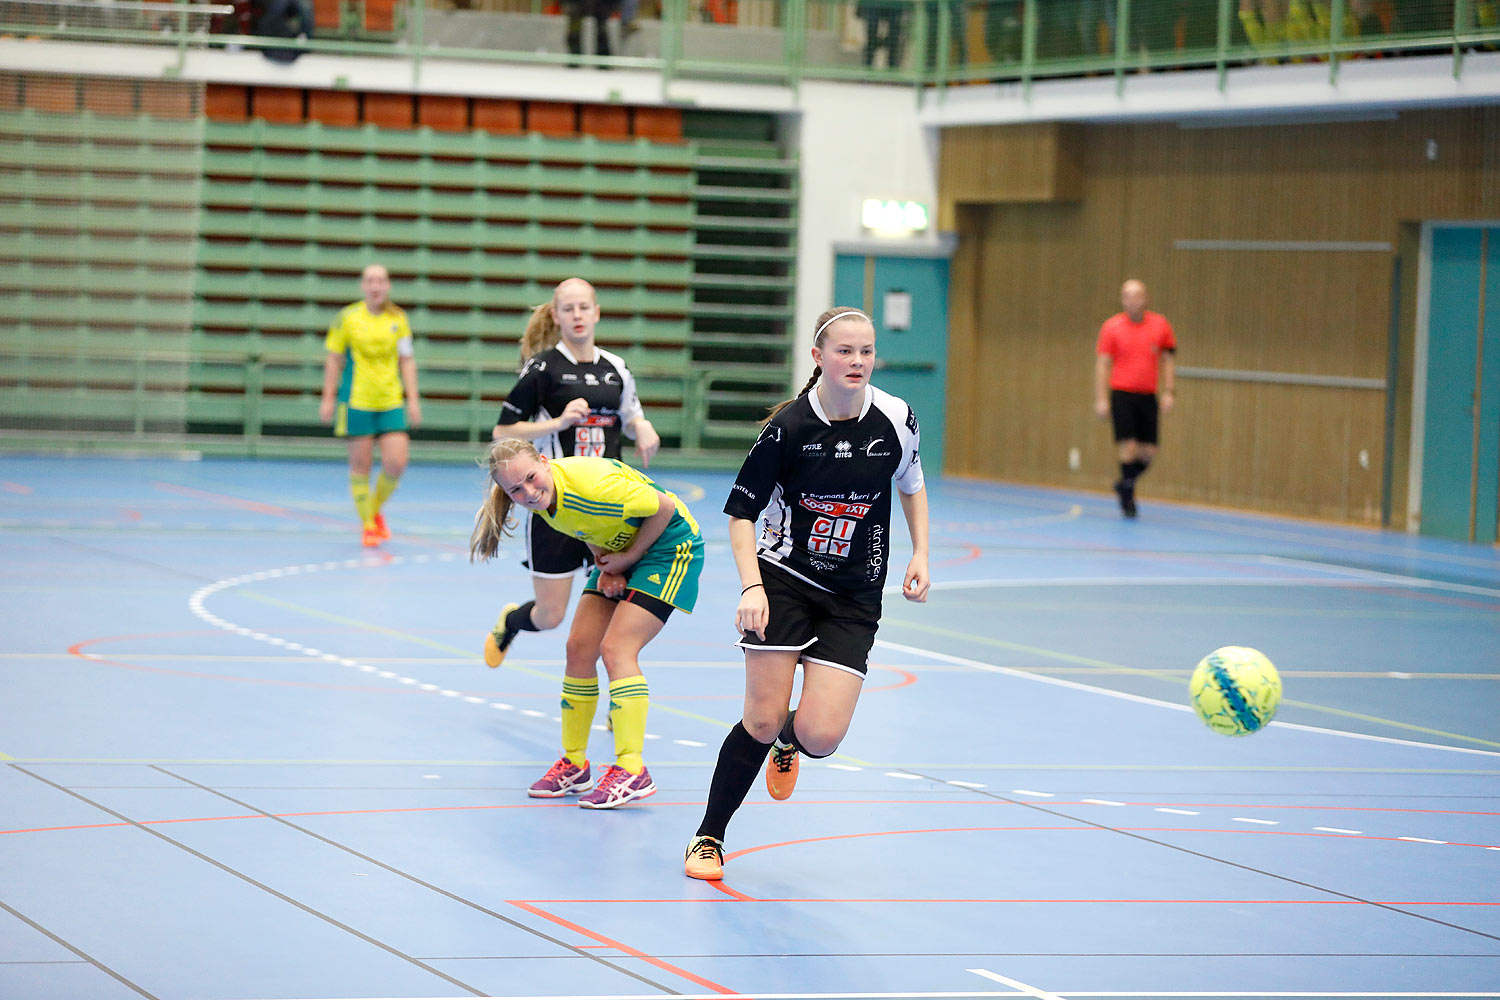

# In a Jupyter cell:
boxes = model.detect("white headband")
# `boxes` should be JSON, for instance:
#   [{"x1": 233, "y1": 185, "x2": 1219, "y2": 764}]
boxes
[{"x1": 814, "y1": 310, "x2": 868, "y2": 339}]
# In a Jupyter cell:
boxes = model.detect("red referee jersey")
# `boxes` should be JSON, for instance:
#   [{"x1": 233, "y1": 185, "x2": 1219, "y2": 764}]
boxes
[{"x1": 1096, "y1": 310, "x2": 1176, "y2": 394}]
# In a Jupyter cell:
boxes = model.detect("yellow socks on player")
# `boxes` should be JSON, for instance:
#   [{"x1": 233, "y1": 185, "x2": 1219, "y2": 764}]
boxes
[
  {"x1": 373, "y1": 471, "x2": 400, "y2": 515},
  {"x1": 608, "y1": 676, "x2": 650, "y2": 775},
  {"x1": 560, "y1": 677, "x2": 599, "y2": 767},
  {"x1": 349, "y1": 473, "x2": 374, "y2": 527}
]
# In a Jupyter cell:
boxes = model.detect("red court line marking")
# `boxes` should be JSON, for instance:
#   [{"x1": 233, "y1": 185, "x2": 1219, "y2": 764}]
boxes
[
  {"x1": 2, "y1": 800, "x2": 582, "y2": 837},
  {"x1": 1118, "y1": 801, "x2": 1500, "y2": 817},
  {"x1": 722, "y1": 825, "x2": 1500, "y2": 862},
  {"x1": 864, "y1": 666, "x2": 917, "y2": 693},
  {"x1": 152, "y1": 481, "x2": 343, "y2": 525},
  {"x1": 519, "y1": 896, "x2": 1500, "y2": 906},
  {"x1": 2, "y1": 481, "x2": 33, "y2": 494},
  {"x1": 708, "y1": 881, "x2": 755, "y2": 901},
  {"x1": 934, "y1": 543, "x2": 982, "y2": 567},
  {"x1": 508, "y1": 899, "x2": 738, "y2": 995}
]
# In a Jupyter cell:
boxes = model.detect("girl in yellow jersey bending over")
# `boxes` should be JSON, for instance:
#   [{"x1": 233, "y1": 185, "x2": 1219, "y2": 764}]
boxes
[
  {"x1": 319, "y1": 264, "x2": 423, "y2": 548},
  {"x1": 471, "y1": 438, "x2": 704, "y2": 809}
]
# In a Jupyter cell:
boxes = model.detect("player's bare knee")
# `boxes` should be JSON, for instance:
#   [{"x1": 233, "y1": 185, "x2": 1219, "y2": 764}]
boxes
[
  {"x1": 530, "y1": 603, "x2": 566, "y2": 631},
  {"x1": 795, "y1": 728, "x2": 842, "y2": 758},
  {"x1": 741, "y1": 714, "x2": 782, "y2": 744}
]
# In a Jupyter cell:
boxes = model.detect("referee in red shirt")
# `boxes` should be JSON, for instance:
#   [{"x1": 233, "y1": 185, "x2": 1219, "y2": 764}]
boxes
[{"x1": 1094, "y1": 279, "x2": 1176, "y2": 518}]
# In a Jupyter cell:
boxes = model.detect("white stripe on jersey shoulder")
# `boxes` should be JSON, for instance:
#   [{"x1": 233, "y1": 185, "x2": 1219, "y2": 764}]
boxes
[
  {"x1": 594, "y1": 346, "x2": 631, "y2": 376},
  {"x1": 868, "y1": 383, "x2": 916, "y2": 432},
  {"x1": 808, "y1": 382, "x2": 875, "y2": 425}
]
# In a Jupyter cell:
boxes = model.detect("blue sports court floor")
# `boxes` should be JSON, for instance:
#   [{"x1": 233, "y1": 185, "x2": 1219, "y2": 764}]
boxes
[{"x1": 1, "y1": 454, "x2": 1497, "y2": 1000}]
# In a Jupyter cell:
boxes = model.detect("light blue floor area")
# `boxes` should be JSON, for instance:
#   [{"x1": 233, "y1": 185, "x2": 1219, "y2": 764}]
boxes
[{"x1": 1, "y1": 455, "x2": 1497, "y2": 1000}]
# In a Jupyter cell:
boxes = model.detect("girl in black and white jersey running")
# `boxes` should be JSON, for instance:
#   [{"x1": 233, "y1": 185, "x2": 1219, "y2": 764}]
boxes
[
  {"x1": 482, "y1": 280, "x2": 661, "y2": 795},
  {"x1": 684, "y1": 307, "x2": 930, "y2": 880}
]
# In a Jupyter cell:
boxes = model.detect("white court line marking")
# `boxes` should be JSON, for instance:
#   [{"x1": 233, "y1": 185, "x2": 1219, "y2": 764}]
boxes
[
  {"x1": 1011, "y1": 789, "x2": 1054, "y2": 797},
  {"x1": 1232, "y1": 817, "x2": 1278, "y2": 825},
  {"x1": 1397, "y1": 836, "x2": 1447, "y2": 844},
  {"x1": 948, "y1": 780, "x2": 987, "y2": 789},
  {"x1": 873, "y1": 638, "x2": 1500, "y2": 758},
  {"x1": 1082, "y1": 799, "x2": 1124, "y2": 806},
  {"x1": 826, "y1": 763, "x2": 862, "y2": 771},
  {"x1": 1314, "y1": 827, "x2": 1363, "y2": 834},
  {"x1": 674, "y1": 739, "x2": 706, "y2": 748},
  {"x1": 1156, "y1": 807, "x2": 1200, "y2": 816},
  {"x1": 886, "y1": 771, "x2": 923, "y2": 780},
  {"x1": 968, "y1": 968, "x2": 1069, "y2": 1000}
]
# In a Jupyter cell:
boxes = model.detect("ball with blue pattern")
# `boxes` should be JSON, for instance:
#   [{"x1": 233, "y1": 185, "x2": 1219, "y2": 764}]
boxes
[{"x1": 1189, "y1": 646, "x2": 1281, "y2": 736}]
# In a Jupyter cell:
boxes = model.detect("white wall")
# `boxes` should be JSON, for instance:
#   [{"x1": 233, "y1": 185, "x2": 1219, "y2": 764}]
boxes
[{"x1": 786, "y1": 82, "x2": 943, "y2": 386}]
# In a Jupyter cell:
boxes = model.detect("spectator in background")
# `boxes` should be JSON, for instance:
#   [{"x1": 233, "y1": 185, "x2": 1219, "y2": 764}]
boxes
[
  {"x1": 859, "y1": 0, "x2": 907, "y2": 67},
  {"x1": 923, "y1": 0, "x2": 969, "y2": 72},
  {"x1": 565, "y1": 0, "x2": 622, "y2": 63}
]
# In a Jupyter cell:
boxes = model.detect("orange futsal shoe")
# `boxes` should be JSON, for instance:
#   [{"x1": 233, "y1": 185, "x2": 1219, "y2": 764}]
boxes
[
  {"x1": 361, "y1": 524, "x2": 382, "y2": 548},
  {"x1": 766, "y1": 743, "x2": 799, "y2": 801},
  {"x1": 372, "y1": 512, "x2": 391, "y2": 540},
  {"x1": 684, "y1": 835, "x2": 724, "y2": 880}
]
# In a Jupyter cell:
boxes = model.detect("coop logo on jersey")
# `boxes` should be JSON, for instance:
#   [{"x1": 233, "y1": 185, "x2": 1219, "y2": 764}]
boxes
[
  {"x1": 801, "y1": 496, "x2": 870, "y2": 560},
  {"x1": 834, "y1": 440, "x2": 852, "y2": 458},
  {"x1": 800, "y1": 498, "x2": 872, "y2": 519}
]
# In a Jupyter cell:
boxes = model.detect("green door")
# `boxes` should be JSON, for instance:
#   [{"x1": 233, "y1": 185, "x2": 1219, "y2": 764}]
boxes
[
  {"x1": 833, "y1": 253, "x2": 950, "y2": 475},
  {"x1": 1421, "y1": 226, "x2": 1500, "y2": 543}
]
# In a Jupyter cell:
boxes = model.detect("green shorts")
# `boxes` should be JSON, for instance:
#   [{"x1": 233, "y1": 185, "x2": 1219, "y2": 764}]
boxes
[
  {"x1": 585, "y1": 513, "x2": 703, "y2": 613},
  {"x1": 336, "y1": 404, "x2": 408, "y2": 439}
]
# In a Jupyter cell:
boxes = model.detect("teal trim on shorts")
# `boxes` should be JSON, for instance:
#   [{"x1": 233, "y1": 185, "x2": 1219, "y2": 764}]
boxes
[
  {"x1": 337, "y1": 405, "x2": 408, "y2": 439},
  {"x1": 586, "y1": 513, "x2": 703, "y2": 613}
]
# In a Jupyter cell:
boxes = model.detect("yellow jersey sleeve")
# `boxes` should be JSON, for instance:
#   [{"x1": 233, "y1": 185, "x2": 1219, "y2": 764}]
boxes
[
  {"x1": 544, "y1": 458, "x2": 668, "y2": 552},
  {"x1": 324, "y1": 304, "x2": 355, "y2": 354}
]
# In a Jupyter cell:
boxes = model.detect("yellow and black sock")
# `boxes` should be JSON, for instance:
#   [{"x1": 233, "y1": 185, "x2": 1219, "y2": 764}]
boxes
[
  {"x1": 560, "y1": 677, "x2": 599, "y2": 767},
  {"x1": 349, "y1": 473, "x2": 374, "y2": 527},
  {"x1": 373, "y1": 471, "x2": 400, "y2": 514},
  {"x1": 608, "y1": 675, "x2": 650, "y2": 775}
]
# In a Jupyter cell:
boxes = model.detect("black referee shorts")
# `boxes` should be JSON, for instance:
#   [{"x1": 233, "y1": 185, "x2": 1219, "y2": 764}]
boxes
[
  {"x1": 522, "y1": 510, "x2": 594, "y2": 577},
  {"x1": 1110, "y1": 389, "x2": 1160, "y2": 445},
  {"x1": 735, "y1": 560, "x2": 882, "y2": 679}
]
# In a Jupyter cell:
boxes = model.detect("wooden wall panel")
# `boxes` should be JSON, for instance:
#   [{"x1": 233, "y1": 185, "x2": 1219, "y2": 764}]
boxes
[{"x1": 943, "y1": 108, "x2": 1500, "y2": 523}]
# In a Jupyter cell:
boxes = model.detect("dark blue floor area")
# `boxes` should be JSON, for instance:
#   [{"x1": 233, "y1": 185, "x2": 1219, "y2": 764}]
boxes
[{"x1": 1, "y1": 455, "x2": 1497, "y2": 1000}]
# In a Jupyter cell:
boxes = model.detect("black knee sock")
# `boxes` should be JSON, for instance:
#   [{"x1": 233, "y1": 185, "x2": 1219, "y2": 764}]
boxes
[
  {"x1": 773, "y1": 709, "x2": 836, "y2": 759},
  {"x1": 773, "y1": 709, "x2": 798, "y2": 749},
  {"x1": 695, "y1": 721, "x2": 773, "y2": 841},
  {"x1": 1121, "y1": 460, "x2": 1147, "y2": 484},
  {"x1": 505, "y1": 600, "x2": 541, "y2": 633}
]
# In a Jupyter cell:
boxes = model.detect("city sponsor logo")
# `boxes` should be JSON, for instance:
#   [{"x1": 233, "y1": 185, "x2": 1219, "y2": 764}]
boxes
[
  {"x1": 863, "y1": 437, "x2": 892, "y2": 458},
  {"x1": 808, "y1": 514, "x2": 857, "y2": 558},
  {"x1": 578, "y1": 413, "x2": 617, "y2": 427},
  {"x1": 603, "y1": 372, "x2": 620, "y2": 384},
  {"x1": 800, "y1": 497, "x2": 872, "y2": 519},
  {"x1": 732, "y1": 483, "x2": 757, "y2": 500}
]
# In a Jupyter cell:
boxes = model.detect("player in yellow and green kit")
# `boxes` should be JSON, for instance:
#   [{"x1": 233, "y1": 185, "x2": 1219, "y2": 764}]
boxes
[
  {"x1": 319, "y1": 264, "x2": 423, "y2": 548},
  {"x1": 470, "y1": 438, "x2": 704, "y2": 809}
]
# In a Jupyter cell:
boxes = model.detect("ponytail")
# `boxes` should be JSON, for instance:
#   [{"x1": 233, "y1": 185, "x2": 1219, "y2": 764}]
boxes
[
  {"x1": 469, "y1": 436, "x2": 543, "y2": 561},
  {"x1": 762, "y1": 306, "x2": 870, "y2": 424},
  {"x1": 518, "y1": 302, "x2": 560, "y2": 365},
  {"x1": 763, "y1": 367, "x2": 821, "y2": 424}
]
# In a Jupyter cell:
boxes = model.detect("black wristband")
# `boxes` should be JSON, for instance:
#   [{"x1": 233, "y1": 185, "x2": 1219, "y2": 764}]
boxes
[{"x1": 741, "y1": 583, "x2": 764, "y2": 595}]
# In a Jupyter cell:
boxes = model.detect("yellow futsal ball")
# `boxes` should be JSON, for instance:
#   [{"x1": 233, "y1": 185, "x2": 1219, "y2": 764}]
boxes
[{"x1": 1189, "y1": 646, "x2": 1282, "y2": 736}]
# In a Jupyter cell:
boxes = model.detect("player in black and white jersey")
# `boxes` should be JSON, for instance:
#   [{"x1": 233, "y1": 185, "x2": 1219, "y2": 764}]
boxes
[
  {"x1": 684, "y1": 307, "x2": 930, "y2": 880},
  {"x1": 482, "y1": 279, "x2": 660, "y2": 684}
]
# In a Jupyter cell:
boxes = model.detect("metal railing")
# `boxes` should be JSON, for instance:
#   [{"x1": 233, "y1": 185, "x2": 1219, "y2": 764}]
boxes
[{"x1": 1, "y1": 0, "x2": 1495, "y2": 93}]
